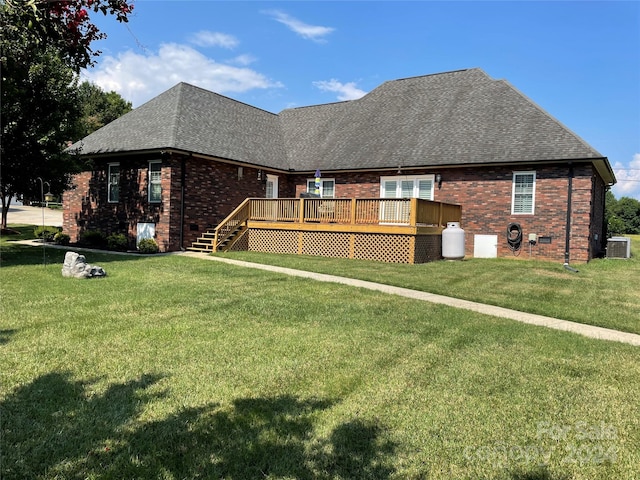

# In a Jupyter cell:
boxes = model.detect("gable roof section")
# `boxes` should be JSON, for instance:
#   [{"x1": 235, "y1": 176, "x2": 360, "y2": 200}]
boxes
[
  {"x1": 71, "y1": 68, "x2": 613, "y2": 183},
  {"x1": 279, "y1": 68, "x2": 606, "y2": 172},
  {"x1": 69, "y1": 82, "x2": 286, "y2": 168}
]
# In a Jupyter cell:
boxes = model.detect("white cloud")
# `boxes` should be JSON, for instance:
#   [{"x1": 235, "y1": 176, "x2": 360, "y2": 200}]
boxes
[
  {"x1": 189, "y1": 31, "x2": 239, "y2": 49},
  {"x1": 313, "y1": 79, "x2": 367, "y2": 101},
  {"x1": 229, "y1": 54, "x2": 257, "y2": 66},
  {"x1": 612, "y1": 153, "x2": 640, "y2": 199},
  {"x1": 265, "y1": 10, "x2": 334, "y2": 42},
  {"x1": 82, "y1": 43, "x2": 282, "y2": 107}
]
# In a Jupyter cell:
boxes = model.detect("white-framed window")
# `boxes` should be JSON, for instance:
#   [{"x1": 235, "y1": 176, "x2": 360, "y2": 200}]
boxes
[
  {"x1": 148, "y1": 161, "x2": 162, "y2": 203},
  {"x1": 380, "y1": 174, "x2": 434, "y2": 200},
  {"x1": 108, "y1": 163, "x2": 120, "y2": 203},
  {"x1": 306, "y1": 178, "x2": 335, "y2": 198},
  {"x1": 511, "y1": 171, "x2": 536, "y2": 214}
]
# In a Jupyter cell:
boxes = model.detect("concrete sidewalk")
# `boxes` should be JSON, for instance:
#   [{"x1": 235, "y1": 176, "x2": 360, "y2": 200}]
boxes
[{"x1": 180, "y1": 252, "x2": 640, "y2": 347}]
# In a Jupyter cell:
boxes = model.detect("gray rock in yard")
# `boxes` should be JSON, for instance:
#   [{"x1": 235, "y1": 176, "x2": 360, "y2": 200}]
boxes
[{"x1": 62, "y1": 251, "x2": 107, "y2": 279}]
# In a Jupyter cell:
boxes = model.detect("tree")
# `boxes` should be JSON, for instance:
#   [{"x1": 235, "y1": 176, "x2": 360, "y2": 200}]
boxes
[
  {"x1": 1, "y1": 47, "x2": 84, "y2": 229},
  {"x1": 0, "y1": 0, "x2": 133, "y2": 230},
  {"x1": 615, "y1": 197, "x2": 640, "y2": 234},
  {"x1": 77, "y1": 81, "x2": 132, "y2": 139},
  {"x1": 604, "y1": 190, "x2": 640, "y2": 236}
]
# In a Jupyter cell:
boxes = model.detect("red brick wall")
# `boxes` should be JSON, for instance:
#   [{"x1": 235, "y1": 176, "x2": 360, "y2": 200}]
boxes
[
  {"x1": 289, "y1": 164, "x2": 604, "y2": 263},
  {"x1": 63, "y1": 153, "x2": 172, "y2": 250},
  {"x1": 64, "y1": 153, "x2": 274, "y2": 252},
  {"x1": 177, "y1": 155, "x2": 271, "y2": 249},
  {"x1": 64, "y1": 157, "x2": 606, "y2": 262}
]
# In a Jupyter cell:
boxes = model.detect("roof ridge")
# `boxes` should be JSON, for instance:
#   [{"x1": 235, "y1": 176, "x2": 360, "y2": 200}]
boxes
[
  {"x1": 169, "y1": 83, "x2": 186, "y2": 147},
  {"x1": 175, "y1": 81, "x2": 278, "y2": 116},
  {"x1": 391, "y1": 67, "x2": 481, "y2": 83}
]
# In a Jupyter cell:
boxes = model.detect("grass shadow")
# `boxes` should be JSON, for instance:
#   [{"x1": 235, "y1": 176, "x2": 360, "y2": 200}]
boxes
[
  {"x1": 509, "y1": 467, "x2": 571, "y2": 480},
  {"x1": 2, "y1": 374, "x2": 396, "y2": 479},
  {"x1": 0, "y1": 329, "x2": 18, "y2": 345},
  {"x1": 1, "y1": 371, "x2": 166, "y2": 479}
]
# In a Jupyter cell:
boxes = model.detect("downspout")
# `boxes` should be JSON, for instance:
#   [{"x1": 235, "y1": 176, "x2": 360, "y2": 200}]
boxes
[
  {"x1": 179, "y1": 156, "x2": 186, "y2": 250},
  {"x1": 564, "y1": 163, "x2": 579, "y2": 272}
]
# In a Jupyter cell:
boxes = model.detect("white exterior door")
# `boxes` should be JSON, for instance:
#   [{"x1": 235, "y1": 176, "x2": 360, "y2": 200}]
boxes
[
  {"x1": 379, "y1": 175, "x2": 435, "y2": 223},
  {"x1": 266, "y1": 175, "x2": 278, "y2": 199}
]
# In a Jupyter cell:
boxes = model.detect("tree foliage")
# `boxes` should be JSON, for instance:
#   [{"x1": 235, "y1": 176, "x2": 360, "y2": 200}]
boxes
[
  {"x1": 0, "y1": 0, "x2": 133, "y2": 229},
  {"x1": 77, "y1": 81, "x2": 132, "y2": 139},
  {"x1": 605, "y1": 190, "x2": 640, "y2": 236},
  {"x1": 1, "y1": 0, "x2": 133, "y2": 72}
]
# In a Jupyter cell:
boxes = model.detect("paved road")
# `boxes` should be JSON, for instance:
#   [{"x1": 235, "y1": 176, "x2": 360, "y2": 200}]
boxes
[{"x1": 6, "y1": 205, "x2": 63, "y2": 227}]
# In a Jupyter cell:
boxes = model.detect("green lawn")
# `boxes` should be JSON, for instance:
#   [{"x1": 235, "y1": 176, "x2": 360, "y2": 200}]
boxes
[
  {"x1": 218, "y1": 235, "x2": 640, "y2": 336},
  {"x1": 1, "y1": 228, "x2": 638, "y2": 479}
]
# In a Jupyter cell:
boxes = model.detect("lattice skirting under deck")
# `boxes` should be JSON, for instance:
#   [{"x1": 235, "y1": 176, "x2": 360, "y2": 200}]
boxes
[{"x1": 240, "y1": 228, "x2": 442, "y2": 264}]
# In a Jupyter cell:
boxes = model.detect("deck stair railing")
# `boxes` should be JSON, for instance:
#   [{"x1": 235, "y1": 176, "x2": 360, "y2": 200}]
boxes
[{"x1": 212, "y1": 198, "x2": 252, "y2": 251}]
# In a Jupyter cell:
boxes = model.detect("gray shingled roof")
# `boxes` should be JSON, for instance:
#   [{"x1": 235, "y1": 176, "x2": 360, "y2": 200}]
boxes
[
  {"x1": 69, "y1": 82, "x2": 286, "y2": 168},
  {"x1": 70, "y1": 68, "x2": 612, "y2": 181},
  {"x1": 280, "y1": 68, "x2": 606, "y2": 171}
]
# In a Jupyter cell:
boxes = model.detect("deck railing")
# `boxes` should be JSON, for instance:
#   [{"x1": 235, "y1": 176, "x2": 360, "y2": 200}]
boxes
[
  {"x1": 211, "y1": 197, "x2": 461, "y2": 252},
  {"x1": 249, "y1": 198, "x2": 460, "y2": 226}
]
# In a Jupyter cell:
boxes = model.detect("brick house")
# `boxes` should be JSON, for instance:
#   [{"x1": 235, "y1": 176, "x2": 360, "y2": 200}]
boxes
[{"x1": 64, "y1": 68, "x2": 615, "y2": 263}]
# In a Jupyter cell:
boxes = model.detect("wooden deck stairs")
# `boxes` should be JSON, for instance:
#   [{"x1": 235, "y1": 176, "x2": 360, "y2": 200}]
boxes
[
  {"x1": 187, "y1": 223, "x2": 247, "y2": 253},
  {"x1": 187, "y1": 199, "x2": 252, "y2": 253}
]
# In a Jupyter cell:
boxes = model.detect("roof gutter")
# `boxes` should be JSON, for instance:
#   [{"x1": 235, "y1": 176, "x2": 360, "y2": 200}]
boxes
[{"x1": 180, "y1": 155, "x2": 186, "y2": 251}]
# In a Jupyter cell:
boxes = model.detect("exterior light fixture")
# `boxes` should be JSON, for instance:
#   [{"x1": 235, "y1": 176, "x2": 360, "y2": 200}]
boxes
[
  {"x1": 257, "y1": 169, "x2": 262, "y2": 181},
  {"x1": 435, "y1": 173, "x2": 442, "y2": 189}
]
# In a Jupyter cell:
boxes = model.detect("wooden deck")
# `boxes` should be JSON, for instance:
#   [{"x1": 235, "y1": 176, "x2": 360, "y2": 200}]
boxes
[{"x1": 189, "y1": 198, "x2": 462, "y2": 263}]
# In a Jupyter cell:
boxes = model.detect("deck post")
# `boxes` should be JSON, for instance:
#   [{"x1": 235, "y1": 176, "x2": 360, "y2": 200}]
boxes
[
  {"x1": 410, "y1": 198, "x2": 418, "y2": 226},
  {"x1": 299, "y1": 198, "x2": 305, "y2": 223},
  {"x1": 351, "y1": 198, "x2": 358, "y2": 225}
]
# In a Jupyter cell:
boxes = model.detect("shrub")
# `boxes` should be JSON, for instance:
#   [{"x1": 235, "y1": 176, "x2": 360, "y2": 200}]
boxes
[
  {"x1": 137, "y1": 238, "x2": 159, "y2": 254},
  {"x1": 107, "y1": 233, "x2": 129, "y2": 251},
  {"x1": 79, "y1": 230, "x2": 105, "y2": 247},
  {"x1": 53, "y1": 232, "x2": 71, "y2": 246},
  {"x1": 34, "y1": 225, "x2": 60, "y2": 242}
]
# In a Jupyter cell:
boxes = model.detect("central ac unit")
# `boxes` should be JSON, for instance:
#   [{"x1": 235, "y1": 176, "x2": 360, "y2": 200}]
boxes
[{"x1": 606, "y1": 237, "x2": 631, "y2": 259}]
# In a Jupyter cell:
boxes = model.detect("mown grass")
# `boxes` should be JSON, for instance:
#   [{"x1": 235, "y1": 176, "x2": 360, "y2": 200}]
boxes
[
  {"x1": 1, "y1": 228, "x2": 639, "y2": 479},
  {"x1": 218, "y1": 235, "x2": 640, "y2": 335}
]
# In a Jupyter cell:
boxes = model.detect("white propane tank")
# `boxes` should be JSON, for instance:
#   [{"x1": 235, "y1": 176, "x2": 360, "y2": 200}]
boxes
[{"x1": 442, "y1": 222, "x2": 465, "y2": 260}]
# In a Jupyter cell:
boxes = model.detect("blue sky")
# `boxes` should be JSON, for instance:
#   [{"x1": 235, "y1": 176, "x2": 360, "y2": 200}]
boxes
[{"x1": 83, "y1": 1, "x2": 640, "y2": 199}]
